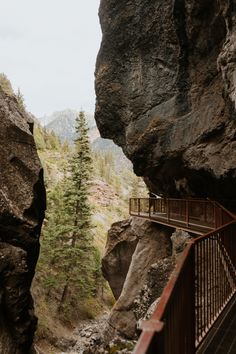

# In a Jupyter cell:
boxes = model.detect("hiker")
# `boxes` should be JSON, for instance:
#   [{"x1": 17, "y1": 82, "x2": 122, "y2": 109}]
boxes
[{"x1": 148, "y1": 192, "x2": 159, "y2": 213}]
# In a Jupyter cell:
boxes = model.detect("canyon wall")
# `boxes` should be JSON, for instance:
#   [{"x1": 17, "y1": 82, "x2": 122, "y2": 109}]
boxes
[
  {"x1": 0, "y1": 89, "x2": 46, "y2": 353},
  {"x1": 95, "y1": 0, "x2": 236, "y2": 200},
  {"x1": 95, "y1": 0, "x2": 236, "y2": 341}
]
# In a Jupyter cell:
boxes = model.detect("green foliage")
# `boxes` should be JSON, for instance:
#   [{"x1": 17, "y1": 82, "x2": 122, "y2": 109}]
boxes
[
  {"x1": 107, "y1": 341, "x2": 135, "y2": 354},
  {"x1": 35, "y1": 112, "x2": 147, "y2": 329},
  {"x1": 34, "y1": 125, "x2": 61, "y2": 151},
  {"x1": 93, "y1": 151, "x2": 115, "y2": 185},
  {"x1": 93, "y1": 149, "x2": 147, "y2": 201},
  {"x1": 81, "y1": 298, "x2": 103, "y2": 319},
  {"x1": 16, "y1": 88, "x2": 25, "y2": 109},
  {"x1": 38, "y1": 111, "x2": 99, "y2": 316},
  {"x1": 130, "y1": 174, "x2": 147, "y2": 198},
  {"x1": 34, "y1": 126, "x2": 47, "y2": 150},
  {"x1": 62, "y1": 139, "x2": 70, "y2": 153},
  {"x1": 0, "y1": 73, "x2": 14, "y2": 96}
]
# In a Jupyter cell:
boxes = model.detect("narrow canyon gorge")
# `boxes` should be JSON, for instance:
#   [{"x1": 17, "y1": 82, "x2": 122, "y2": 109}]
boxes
[{"x1": 0, "y1": 0, "x2": 236, "y2": 353}]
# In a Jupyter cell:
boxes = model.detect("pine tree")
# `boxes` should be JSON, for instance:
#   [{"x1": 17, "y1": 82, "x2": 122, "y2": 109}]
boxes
[
  {"x1": 38, "y1": 183, "x2": 67, "y2": 294},
  {"x1": 16, "y1": 88, "x2": 25, "y2": 109},
  {"x1": 62, "y1": 140, "x2": 70, "y2": 154},
  {"x1": 57, "y1": 110, "x2": 95, "y2": 311},
  {"x1": 38, "y1": 111, "x2": 97, "y2": 315}
]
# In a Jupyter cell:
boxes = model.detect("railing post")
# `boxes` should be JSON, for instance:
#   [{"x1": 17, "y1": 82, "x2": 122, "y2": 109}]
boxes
[
  {"x1": 189, "y1": 243, "x2": 196, "y2": 354},
  {"x1": 149, "y1": 198, "x2": 151, "y2": 218},
  {"x1": 138, "y1": 198, "x2": 140, "y2": 216},
  {"x1": 186, "y1": 200, "x2": 189, "y2": 227},
  {"x1": 204, "y1": 202, "x2": 207, "y2": 223},
  {"x1": 167, "y1": 199, "x2": 170, "y2": 222},
  {"x1": 214, "y1": 202, "x2": 217, "y2": 229}
]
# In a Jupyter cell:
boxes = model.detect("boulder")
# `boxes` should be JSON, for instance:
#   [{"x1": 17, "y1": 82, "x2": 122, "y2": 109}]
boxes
[
  {"x1": 102, "y1": 219, "x2": 138, "y2": 299},
  {"x1": 171, "y1": 229, "x2": 192, "y2": 258},
  {"x1": 104, "y1": 218, "x2": 173, "y2": 338}
]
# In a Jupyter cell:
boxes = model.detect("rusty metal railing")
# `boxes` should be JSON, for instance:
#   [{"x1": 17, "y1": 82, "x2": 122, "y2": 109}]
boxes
[
  {"x1": 130, "y1": 198, "x2": 233, "y2": 234},
  {"x1": 195, "y1": 222, "x2": 236, "y2": 346},
  {"x1": 131, "y1": 199, "x2": 236, "y2": 354},
  {"x1": 134, "y1": 242, "x2": 195, "y2": 354}
]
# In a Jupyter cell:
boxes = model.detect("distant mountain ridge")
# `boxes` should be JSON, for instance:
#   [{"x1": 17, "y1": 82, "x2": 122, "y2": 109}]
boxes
[
  {"x1": 39, "y1": 109, "x2": 95, "y2": 126},
  {"x1": 39, "y1": 109, "x2": 96, "y2": 143},
  {"x1": 38, "y1": 109, "x2": 128, "y2": 160}
]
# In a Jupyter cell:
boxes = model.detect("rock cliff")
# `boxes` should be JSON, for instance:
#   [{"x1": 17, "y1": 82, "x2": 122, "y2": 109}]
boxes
[
  {"x1": 102, "y1": 218, "x2": 174, "y2": 339},
  {"x1": 0, "y1": 89, "x2": 46, "y2": 353},
  {"x1": 95, "y1": 0, "x2": 236, "y2": 200},
  {"x1": 95, "y1": 0, "x2": 236, "y2": 343}
]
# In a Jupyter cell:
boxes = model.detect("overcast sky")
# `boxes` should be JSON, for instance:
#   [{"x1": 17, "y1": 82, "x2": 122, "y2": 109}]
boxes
[{"x1": 0, "y1": 0, "x2": 101, "y2": 117}]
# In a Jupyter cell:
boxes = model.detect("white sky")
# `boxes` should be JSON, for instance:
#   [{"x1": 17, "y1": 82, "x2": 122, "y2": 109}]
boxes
[{"x1": 0, "y1": 0, "x2": 101, "y2": 117}]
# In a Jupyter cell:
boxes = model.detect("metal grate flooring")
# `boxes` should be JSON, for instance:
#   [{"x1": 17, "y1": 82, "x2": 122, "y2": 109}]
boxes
[{"x1": 200, "y1": 298, "x2": 236, "y2": 354}]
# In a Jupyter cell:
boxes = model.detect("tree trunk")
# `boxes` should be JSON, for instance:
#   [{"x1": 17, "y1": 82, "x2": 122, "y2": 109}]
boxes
[{"x1": 57, "y1": 282, "x2": 69, "y2": 313}]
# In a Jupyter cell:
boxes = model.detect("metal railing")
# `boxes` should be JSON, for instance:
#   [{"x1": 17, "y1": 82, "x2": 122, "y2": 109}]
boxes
[
  {"x1": 134, "y1": 242, "x2": 195, "y2": 354},
  {"x1": 131, "y1": 199, "x2": 236, "y2": 354},
  {"x1": 130, "y1": 198, "x2": 234, "y2": 233},
  {"x1": 195, "y1": 223, "x2": 236, "y2": 345}
]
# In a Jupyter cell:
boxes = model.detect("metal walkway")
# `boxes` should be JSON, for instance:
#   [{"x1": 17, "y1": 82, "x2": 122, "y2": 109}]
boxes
[
  {"x1": 199, "y1": 297, "x2": 236, "y2": 354},
  {"x1": 130, "y1": 198, "x2": 233, "y2": 235},
  {"x1": 129, "y1": 198, "x2": 236, "y2": 354}
]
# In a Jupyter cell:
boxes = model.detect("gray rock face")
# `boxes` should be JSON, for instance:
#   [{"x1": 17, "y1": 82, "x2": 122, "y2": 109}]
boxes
[
  {"x1": 103, "y1": 218, "x2": 173, "y2": 339},
  {"x1": 102, "y1": 219, "x2": 138, "y2": 299},
  {"x1": 0, "y1": 90, "x2": 46, "y2": 353},
  {"x1": 171, "y1": 229, "x2": 191, "y2": 258},
  {"x1": 133, "y1": 258, "x2": 175, "y2": 322},
  {"x1": 95, "y1": 0, "x2": 236, "y2": 199}
]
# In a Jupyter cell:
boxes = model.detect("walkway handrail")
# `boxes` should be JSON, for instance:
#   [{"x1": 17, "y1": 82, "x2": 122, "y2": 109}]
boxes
[
  {"x1": 132, "y1": 198, "x2": 236, "y2": 354},
  {"x1": 134, "y1": 241, "x2": 195, "y2": 354},
  {"x1": 213, "y1": 200, "x2": 236, "y2": 220},
  {"x1": 130, "y1": 198, "x2": 234, "y2": 234},
  {"x1": 205, "y1": 197, "x2": 236, "y2": 221}
]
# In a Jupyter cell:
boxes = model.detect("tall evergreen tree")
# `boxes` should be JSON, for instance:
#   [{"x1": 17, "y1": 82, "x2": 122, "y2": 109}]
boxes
[
  {"x1": 38, "y1": 111, "x2": 96, "y2": 314},
  {"x1": 57, "y1": 110, "x2": 95, "y2": 310}
]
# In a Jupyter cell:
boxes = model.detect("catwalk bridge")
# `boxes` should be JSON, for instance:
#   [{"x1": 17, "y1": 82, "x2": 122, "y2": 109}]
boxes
[{"x1": 129, "y1": 198, "x2": 236, "y2": 354}]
